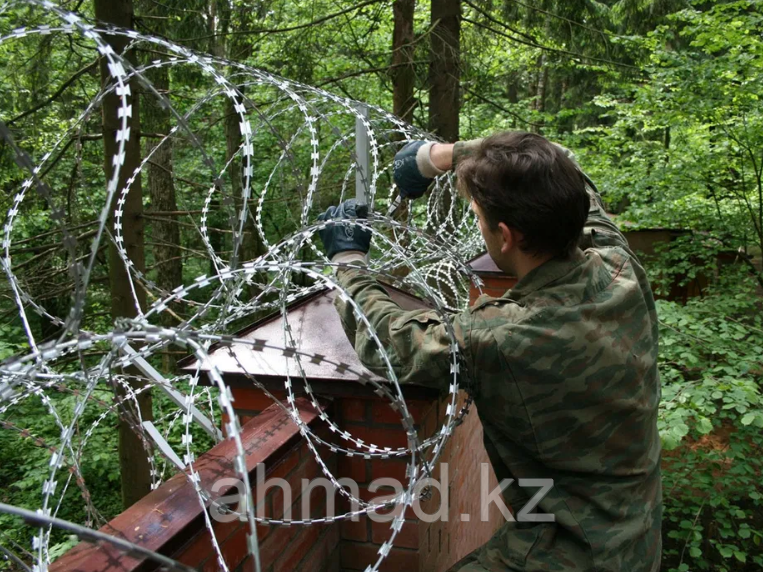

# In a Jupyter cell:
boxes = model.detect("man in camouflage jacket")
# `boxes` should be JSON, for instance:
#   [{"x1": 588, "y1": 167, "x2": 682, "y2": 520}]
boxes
[{"x1": 318, "y1": 132, "x2": 662, "y2": 571}]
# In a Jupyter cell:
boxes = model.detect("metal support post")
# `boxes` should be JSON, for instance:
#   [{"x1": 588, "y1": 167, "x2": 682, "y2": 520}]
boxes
[{"x1": 355, "y1": 104, "x2": 370, "y2": 205}]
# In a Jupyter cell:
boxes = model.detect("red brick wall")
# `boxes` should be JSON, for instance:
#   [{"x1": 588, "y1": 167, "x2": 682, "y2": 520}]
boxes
[
  {"x1": 335, "y1": 396, "x2": 433, "y2": 572},
  {"x1": 417, "y1": 393, "x2": 505, "y2": 572},
  {"x1": 468, "y1": 275, "x2": 518, "y2": 304},
  {"x1": 173, "y1": 438, "x2": 341, "y2": 572},
  {"x1": 334, "y1": 393, "x2": 504, "y2": 572},
  {"x1": 226, "y1": 388, "x2": 288, "y2": 427},
  {"x1": 52, "y1": 399, "x2": 339, "y2": 572},
  {"x1": 54, "y1": 390, "x2": 504, "y2": 572}
]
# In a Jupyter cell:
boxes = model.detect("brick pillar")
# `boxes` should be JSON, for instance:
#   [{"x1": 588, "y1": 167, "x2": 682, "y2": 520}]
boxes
[
  {"x1": 52, "y1": 399, "x2": 342, "y2": 572},
  {"x1": 333, "y1": 392, "x2": 505, "y2": 572},
  {"x1": 466, "y1": 252, "x2": 517, "y2": 305},
  {"x1": 51, "y1": 387, "x2": 504, "y2": 572}
]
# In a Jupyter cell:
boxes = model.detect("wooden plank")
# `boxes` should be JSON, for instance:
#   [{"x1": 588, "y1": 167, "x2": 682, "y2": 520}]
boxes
[{"x1": 52, "y1": 399, "x2": 321, "y2": 572}]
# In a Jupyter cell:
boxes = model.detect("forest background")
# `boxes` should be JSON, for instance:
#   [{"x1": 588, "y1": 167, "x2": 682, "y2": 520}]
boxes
[{"x1": 1, "y1": 1, "x2": 762, "y2": 571}]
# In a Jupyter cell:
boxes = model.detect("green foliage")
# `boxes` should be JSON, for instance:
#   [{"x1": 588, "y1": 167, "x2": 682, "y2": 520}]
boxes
[
  {"x1": 0, "y1": 390, "x2": 122, "y2": 555},
  {"x1": 657, "y1": 273, "x2": 763, "y2": 449},
  {"x1": 0, "y1": 381, "x2": 218, "y2": 567},
  {"x1": 571, "y1": 9, "x2": 763, "y2": 564},
  {"x1": 579, "y1": 6, "x2": 763, "y2": 562},
  {"x1": 578, "y1": 0, "x2": 763, "y2": 289},
  {"x1": 656, "y1": 269, "x2": 763, "y2": 570},
  {"x1": 0, "y1": 323, "x2": 26, "y2": 361},
  {"x1": 661, "y1": 424, "x2": 763, "y2": 571}
]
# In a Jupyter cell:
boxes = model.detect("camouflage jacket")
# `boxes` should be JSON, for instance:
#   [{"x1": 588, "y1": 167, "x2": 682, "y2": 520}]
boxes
[{"x1": 334, "y1": 150, "x2": 662, "y2": 572}]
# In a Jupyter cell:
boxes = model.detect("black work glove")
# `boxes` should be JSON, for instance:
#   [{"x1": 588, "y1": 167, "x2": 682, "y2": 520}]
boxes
[
  {"x1": 392, "y1": 140, "x2": 445, "y2": 200},
  {"x1": 317, "y1": 199, "x2": 372, "y2": 259}
]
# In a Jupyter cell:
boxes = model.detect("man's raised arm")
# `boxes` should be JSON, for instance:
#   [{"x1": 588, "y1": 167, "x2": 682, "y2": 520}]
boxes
[{"x1": 316, "y1": 198, "x2": 468, "y2": 391}]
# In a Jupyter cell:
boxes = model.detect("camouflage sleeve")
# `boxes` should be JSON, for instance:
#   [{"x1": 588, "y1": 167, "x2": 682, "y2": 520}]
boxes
[
  {"x1": 333, "y1": 268, "x2": 470, "y2": 392},
  {"x1": 578, "y1": 183, "x2": 633, "y2": 252}
]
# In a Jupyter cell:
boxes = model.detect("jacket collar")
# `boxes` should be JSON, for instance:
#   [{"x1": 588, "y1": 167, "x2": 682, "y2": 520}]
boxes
[{"x1": 506, "y1": 248, "x2": 587, "y2": 300}]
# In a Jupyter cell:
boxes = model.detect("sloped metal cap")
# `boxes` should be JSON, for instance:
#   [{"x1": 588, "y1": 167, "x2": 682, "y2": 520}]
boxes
[
  {"x1": 466, "y1": 252, "x2": 505, "y2": 275},
  {"x1": 180, "y1": 283, "x2": 438, "y2": 397}
]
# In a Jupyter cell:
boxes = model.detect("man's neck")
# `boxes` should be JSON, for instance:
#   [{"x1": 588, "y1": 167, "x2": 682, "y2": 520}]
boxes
[{"x1": 509, "y1": 252, "x2": 555, "y2": 281}]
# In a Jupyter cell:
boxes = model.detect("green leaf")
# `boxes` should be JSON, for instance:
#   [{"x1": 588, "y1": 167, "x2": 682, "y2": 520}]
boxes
[
  {"x1": 696, "y1": 416, "x2": 713, "y2": 434},
  {"x1": 674, "y1": 423, "x2": 690, "y2": 437},
  {"x1": 741, "y1": 413, "x2": 755, "y2": 426}
]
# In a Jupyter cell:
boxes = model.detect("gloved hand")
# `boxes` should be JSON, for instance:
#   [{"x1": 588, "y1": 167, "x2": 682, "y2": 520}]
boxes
[
  {"x1": 393, "y1": 140, "x2": 446, "y2": 200},
  {"x1": 317, "y1": 199, "x2": 372, "y2": 259}
]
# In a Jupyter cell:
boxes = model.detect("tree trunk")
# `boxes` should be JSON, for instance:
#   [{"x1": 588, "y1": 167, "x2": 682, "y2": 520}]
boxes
[
  {"x1": 140, "y1": 1, "x2": 181, "y2": 305},
  {"x1": 536, "y1": 64, "x2": 548, "y2": 114},
  {"x1": 428, "y1": 0, "x2": 460, "y2": 141},
  {"x1": 143, "y1": 61, "x2": 182, "y2": 371},
  {"x1": 532, "y1": 14, "x2": 551, "y2": 131},
  {"x1": 223, "y1": 1, "x2": 266, "y2": 283},
  {"x1": 548, "y1": 68, "x2": 562, "y2": 114},
  {"x1": 94, "y1": 0, "x2": 153, "y2": 510},
  {"x1": 224, "y1": 96, "x2": 266, "y2": 272},
  {"x1": 532, "y1": 59, "x2": 547, "y2": 134},
  {"x1": 392, "y1": 0, "x2": 416, "y2": 124},
  {"x1": 208, "y1": 0, "x2": 226, "y2": 276},
  {"x1": 506, "y1": 72, "x2": 518, "y2": 104}
]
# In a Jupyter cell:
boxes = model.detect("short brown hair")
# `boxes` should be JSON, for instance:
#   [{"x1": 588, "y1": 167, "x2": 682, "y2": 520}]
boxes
[{"x1": 457, "y1": 131, "x2": 589, "y2": 258}]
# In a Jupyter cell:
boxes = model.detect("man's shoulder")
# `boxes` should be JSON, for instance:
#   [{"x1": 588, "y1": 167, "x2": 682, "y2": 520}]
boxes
[
  {"x1": 562, "y1": 244, "x2": 649, "y2": 302},
  {"x1": 580, "y1": 243, "x2": 654, "y2": 312},
  {"x1": 468, "y1": 246, "x2": 652, "y2": 327}
]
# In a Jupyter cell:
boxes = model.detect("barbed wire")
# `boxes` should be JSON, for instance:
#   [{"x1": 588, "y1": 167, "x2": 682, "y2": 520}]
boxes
[{"x1": 0, "y1": 2, "x2": 489, "y2": 572}]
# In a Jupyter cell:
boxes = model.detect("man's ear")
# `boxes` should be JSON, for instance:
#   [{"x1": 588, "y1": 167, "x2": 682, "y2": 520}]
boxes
[{"x1": 497, "y1": 222, "x2": 514, "y2": 254}]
